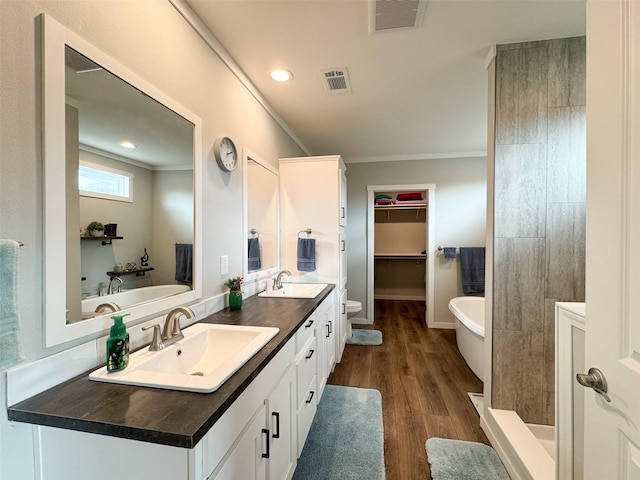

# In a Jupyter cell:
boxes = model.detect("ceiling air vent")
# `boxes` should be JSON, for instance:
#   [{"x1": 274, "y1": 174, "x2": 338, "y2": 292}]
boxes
[
  {"x1": 320, "y1": 68, "x2": 352, "y2": 95},
  {"x1": 369, "y1": 0, "x2": 428, "y2": 34}
]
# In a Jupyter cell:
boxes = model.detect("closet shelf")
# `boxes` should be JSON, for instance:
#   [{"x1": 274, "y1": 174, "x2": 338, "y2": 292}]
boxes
[
  {"x1": 374, "y1": 205, "x2": 426, "y2": 211},
  {"x1": 374, "y1": 253, "x2": 427, "y2": 260}
]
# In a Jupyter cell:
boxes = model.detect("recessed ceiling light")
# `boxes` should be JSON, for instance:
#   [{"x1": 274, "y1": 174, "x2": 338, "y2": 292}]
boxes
[
  {"x1": 120, "y1": 141, "x2": 137, "y2": 149},
  {"x1": 270, "y1": 68, "x2": 293, "y2": 82}
]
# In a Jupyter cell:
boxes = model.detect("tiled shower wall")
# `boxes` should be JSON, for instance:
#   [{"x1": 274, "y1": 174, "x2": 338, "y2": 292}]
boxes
[{"x1": 492, "y1": 37, "x2": 586, "y2": 425}]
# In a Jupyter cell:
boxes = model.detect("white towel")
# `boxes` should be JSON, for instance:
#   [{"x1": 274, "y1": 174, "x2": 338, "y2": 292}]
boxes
[{"x1": 0, "y1": 239, "x2": 24, "y2": 369}]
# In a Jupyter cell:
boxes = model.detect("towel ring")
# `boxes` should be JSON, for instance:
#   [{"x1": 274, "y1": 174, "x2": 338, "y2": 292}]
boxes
[
  {"x1": 298, "y1": 228, "x2": 312, "y2": 238},
  {"x1": 250, "y1": 228, "x2": 259, "y2": 238}
]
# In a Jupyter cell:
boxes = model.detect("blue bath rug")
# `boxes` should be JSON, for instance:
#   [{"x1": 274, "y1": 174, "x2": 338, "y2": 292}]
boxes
[
  {"x1": 426, "y1": 437, "x2": 510, "y2": 480},
  {"x1": 293, "y1": 385, "x2": 385, "y2": 479},
  {"x1": 346, "y1": 329, "x2": 382, "y2": 346}
]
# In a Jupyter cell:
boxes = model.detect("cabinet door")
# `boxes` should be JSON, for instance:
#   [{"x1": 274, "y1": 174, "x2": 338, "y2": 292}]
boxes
[
  {"x1": 266, "y1": 366, "x2": 296, "y2": 480},
  {"x1": 339, "y1": 228, "x2": 347, "y2": 291},
  {"x1": 317, "y1": 296, "x2": 336, "y2": 398},
  {"x1": 210, "y1": 405, "x2": 267, "y2": 480},
  {"x1": 339, "y1": 167, "x2": 347, "y2": 227},
  {"x1": 339, "y1": 289, "x2": 348, "y2": 361}
]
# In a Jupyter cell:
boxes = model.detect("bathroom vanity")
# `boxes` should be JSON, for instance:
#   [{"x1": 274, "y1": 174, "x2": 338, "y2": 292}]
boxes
[{"x1": 8, "y1": 286, "x2": 336, "y2": 480}]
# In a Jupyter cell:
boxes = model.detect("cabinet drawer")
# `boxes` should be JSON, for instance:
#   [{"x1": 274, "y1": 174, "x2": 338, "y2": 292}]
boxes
[
  {"x1": 297, "y1": 374, "x2": 317, "y2": 457},
  {"x1": 296, "y1": 337, "x2": 317, "y2": 405},
  {"x1": 295, "y1": 313, "x2": 316, "y2": 354}
]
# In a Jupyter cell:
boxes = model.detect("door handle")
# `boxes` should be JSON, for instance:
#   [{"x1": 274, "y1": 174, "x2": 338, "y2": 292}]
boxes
[{"x1": 576, "y1": 367, "x2": 611, "y2": 402}]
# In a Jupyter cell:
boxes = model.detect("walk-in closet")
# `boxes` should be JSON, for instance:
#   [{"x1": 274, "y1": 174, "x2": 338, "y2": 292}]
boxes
[{"x1": 373, "y1": 190, "x2": 427, "y2": 302}]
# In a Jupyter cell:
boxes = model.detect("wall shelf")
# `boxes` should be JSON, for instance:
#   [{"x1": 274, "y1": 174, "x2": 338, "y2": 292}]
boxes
[
  {"x1": 107, "y1": 267, "x2": 154, "y2": 277},
  {"x1": 81, "y1": 235, "x2": 123, "y2": 246}
]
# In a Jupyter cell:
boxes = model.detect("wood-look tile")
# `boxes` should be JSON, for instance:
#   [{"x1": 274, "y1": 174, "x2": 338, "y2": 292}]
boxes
[
  {"x1": 492, "y1": 330, "x2": 545, "y2": 424},
  {"x1": 546, "y1": 203, "x2": 586, "y2": 300},
  {"x1": 496, "y1": 49, "x2": 519, "y2": 144},
  {"x1": 494, "y1": 144, "x2": 547, "y2": 238},
  {"x1": 329, "y1": 300, "x2": 487, "y2": 479},
  {"x1": 548, "y1": 37, "x2": 586, "y2": 107},
  {"x1": 547, "y1": 106, "x2": 587, "y2": 203},
  {"x1": 493, "y1": 237, "x2": 546, "y2": 332},
  {"x1": 517, "y1": 46, "x2": 549, "y2": 144}
]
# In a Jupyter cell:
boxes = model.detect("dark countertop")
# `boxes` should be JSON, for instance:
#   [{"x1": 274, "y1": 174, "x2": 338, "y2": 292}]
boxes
[{"x1": 7, "y1": 285, "x2": 334, "y2": 449}]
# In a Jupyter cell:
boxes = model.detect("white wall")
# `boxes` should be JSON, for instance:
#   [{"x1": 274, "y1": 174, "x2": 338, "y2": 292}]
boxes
[
  {"x1": 346, "y1": 157, "x2": 487, "y2": 326},
  {"x1": 0, "y1": 1, "x2": 304, "y2": 478}
]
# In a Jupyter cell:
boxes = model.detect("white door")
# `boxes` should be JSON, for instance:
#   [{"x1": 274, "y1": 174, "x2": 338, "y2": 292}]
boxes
[{"x1": 584, "y1": 1, "x2": 640, "y2": 478}]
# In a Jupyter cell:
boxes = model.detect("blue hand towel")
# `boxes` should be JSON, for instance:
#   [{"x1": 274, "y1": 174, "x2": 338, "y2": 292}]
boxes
[
  {"x1": 175, "y1": 243, "x2": 193, "y2": 283},
  {"x1": 459, "y1": 247, "x2": 485, "y2": 294},
  {"x1": 297, "y1": 238, "x2": 316, "y2": 272},
  {"x1": 248, "y1": 237, "x2": 262, "y2": 271},
  {"x1": 443, "y1": 247, "x2": 456, "y2": 259},
  {"x1": 0, "y1": 239, "x2": 24, "y2": 370}
]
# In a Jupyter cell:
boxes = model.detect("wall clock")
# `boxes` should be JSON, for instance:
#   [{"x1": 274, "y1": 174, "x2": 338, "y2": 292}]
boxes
[{"x1": 213, "y1": 136, "x2": 238, "y2": 172}]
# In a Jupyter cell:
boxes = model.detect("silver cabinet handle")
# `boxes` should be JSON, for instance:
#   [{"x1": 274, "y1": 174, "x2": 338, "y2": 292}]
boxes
[{"x1": 576, "y1": 367, "x2": 611, "y2": 402}]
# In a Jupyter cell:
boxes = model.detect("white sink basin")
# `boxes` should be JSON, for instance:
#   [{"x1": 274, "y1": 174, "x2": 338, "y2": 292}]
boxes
[
  {"x1": 258, "y1": 283, "x2": 327, "y2": 299},
  {"x1": 89, "y1": 323, "x2": 279, "y2": 393}
]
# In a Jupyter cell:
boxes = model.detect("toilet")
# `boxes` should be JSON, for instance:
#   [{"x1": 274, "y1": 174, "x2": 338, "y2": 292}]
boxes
[{"x1": 345, "y1": 300, "x2": 362, "y2": 338}]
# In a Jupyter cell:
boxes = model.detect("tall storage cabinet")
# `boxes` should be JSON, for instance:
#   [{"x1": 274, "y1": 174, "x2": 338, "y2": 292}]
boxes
[{"x1": 279, "y1": 155, "x2": 347, "y2": 361}]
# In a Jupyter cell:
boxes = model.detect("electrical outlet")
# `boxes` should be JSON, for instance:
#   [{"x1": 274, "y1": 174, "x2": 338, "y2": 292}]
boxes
[{"x1": 220, "y1": 255, "x2": 229, "y2": 275}]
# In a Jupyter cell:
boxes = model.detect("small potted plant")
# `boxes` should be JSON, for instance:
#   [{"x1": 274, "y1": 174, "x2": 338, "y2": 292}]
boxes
[
  {"x1": 86, "y1": 221, "x2": 105, "y2": 237},
  {"x1": 224, "y1": 276, "x2": 243, "y2": 310}
]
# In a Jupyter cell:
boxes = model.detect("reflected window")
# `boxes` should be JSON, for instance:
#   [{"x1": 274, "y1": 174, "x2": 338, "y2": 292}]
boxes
[{"x1": 79, "y1": 161, "x2": 133, "y2": 202}]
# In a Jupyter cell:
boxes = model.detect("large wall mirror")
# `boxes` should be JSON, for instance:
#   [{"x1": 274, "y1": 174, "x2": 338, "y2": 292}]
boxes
[
  {"x1": 243, "y1": 148, "x2": 279, "y2": 282},
  {"x1": 42, "y1": 14, "x2": 202, "y2": 347}
]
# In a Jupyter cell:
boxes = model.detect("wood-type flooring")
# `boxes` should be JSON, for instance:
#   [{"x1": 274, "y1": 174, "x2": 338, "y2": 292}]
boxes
[{"x1": 328, "y1": 299, "x2": 489, "y2": 480}]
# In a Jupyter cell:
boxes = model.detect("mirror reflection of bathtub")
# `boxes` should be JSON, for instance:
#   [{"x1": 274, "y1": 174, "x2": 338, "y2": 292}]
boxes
[
  {"x1": 80, "y1": 285, "x2": 190, "y2": 320},
  {"x1": 448, "y1": 296, "x2": 485, "y2": 381}
]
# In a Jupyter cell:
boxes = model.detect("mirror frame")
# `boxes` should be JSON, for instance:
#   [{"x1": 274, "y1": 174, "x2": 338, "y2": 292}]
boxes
[
  {"x1": 42, "y1": 14, "x2": 202, "y2": 347},
  {"x1": 242, "y1": 147, "x2": 279, "y2": 284}
]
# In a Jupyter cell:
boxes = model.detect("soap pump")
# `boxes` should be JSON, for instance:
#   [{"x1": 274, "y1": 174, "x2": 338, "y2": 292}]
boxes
[
  {"x1": 265, "y1": 271, "x2": 273, "y2": 294},
  {"x1": 106, "y1": 312, "x2": 130, "y2": 373}
]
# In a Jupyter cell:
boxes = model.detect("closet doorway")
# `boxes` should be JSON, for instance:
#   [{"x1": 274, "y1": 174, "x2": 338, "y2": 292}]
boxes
[{"x1": 366, "y1": 184, "x2": 435, "y2": 327}]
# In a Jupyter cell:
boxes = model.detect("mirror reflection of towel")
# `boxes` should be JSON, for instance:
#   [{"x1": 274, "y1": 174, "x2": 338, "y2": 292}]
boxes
[
  {"x1": 248, "y1": 237, "x2": 261, "y2": 271},
  {"x1": 297, "y1": 238, "x2": 316, "y2": 272},
  {"x1": 175, "y1": 243, "x2": 193, "y2": 283},
  {"x1": 0, "y1": 239, "x2": 24, "y2": 370}
]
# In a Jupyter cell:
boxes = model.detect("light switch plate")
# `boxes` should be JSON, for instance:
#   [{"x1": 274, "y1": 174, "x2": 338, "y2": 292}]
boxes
[{"x1": 220, "y1": 255, "x2": 229, "y2": 275}]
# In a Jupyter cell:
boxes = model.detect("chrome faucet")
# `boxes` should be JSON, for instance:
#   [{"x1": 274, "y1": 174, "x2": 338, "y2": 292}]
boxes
[
  {"x1": 107, "y1": 276, "x2": 123, "y2": 295},
  {"x1": 161, "y1": 306, "x2": 194, "y2": 346},
  {"x1": 274, "y1": 270, "x2": 292, "y2": 290}
]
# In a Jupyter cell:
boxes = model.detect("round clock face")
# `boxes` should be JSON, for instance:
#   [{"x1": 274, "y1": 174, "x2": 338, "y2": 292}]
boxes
[{"x1": 214, "y1": 136, "x2": 238, "y2": 172}]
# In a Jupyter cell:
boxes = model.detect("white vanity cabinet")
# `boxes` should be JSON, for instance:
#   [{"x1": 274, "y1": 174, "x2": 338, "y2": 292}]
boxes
[
  {"x1": 21, "y1": 296, "x2": 338, "y2": 480},
  {"x1": 266, "y1": 365, "x2": 297, "y2": 480},
  {"x1": 294, "y1": 312, "x2": 319, "y2": 457},
  {"x1": 316, "y1": 293, "x2": 336, "y2": 398},
  {"x1": 280, "y1": 155, "x2": 348, "y2": 361}
]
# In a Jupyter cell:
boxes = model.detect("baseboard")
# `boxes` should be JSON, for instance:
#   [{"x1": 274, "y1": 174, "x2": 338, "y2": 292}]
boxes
[
  {"x1": 428, "y1": 320, "x2": 456, "y2": 329},
  {"x1": 373, "y1": 294, "x2": 424, "y2": 301},
  {"x1": 350, "y1": 317, "x2": 372, "y2": 325}
]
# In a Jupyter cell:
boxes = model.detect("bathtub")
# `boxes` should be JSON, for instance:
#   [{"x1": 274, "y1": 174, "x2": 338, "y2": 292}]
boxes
[
  {"x1": 448, "y1": 296, "x2": 484, "y2": 381},
  {"x1": 82, "y1": 284, "x2": 191, "y2": 316}
]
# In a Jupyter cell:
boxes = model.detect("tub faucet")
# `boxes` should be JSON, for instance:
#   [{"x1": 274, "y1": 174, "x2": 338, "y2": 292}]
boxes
[
  {"x1": 95, "y1": 302, "x2": 120, "y2": 314},
  {"x1": 107, "y1": 276, "x2": 123, "y2": 295},
  {"x1": 274, "y1": 270, "x2": 292, "y2": 290},
  {"x1": 161, "y1": 306, "x2": 194, "y2": 346}
]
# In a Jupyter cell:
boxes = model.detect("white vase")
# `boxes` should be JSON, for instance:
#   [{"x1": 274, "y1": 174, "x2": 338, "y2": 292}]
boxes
[{"x1": 90, "y1": 230, "x2": 104, "y2": 237}]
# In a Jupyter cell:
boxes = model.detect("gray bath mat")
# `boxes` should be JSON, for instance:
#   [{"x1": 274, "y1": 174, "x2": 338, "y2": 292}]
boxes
[
  {"x1": 426, "y1": 437, "x2": 510, "y2": 480},
  {"x1": 293, "y1": 385, "x2": 385, "y2": 479},
  {"x1": 346, "y1": 329, "x2": 382, "y2": 346}
]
